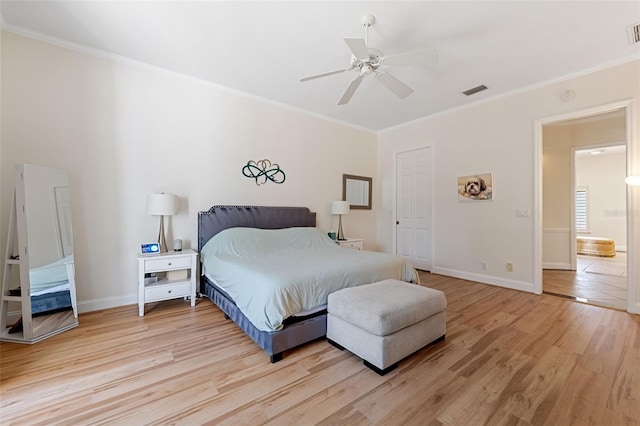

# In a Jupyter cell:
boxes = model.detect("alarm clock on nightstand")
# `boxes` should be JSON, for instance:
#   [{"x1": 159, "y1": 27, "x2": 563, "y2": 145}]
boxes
[{"x1": 140, "y1": 242, "x2": 160, "y2": 255}]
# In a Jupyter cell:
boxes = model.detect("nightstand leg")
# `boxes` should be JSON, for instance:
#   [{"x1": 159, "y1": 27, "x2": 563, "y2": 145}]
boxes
[{"x1": 138, "y1": 265, "x2": 145, "y2": 316}]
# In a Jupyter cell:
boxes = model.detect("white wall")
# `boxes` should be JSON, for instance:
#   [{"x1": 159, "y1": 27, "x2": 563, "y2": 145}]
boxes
[
  {"x1": 576, "y1": 150, "x2": 627, "y2": 250},
  {"x1": 377, "y1": 60, "x2": 640, "y2": 312},
  {"x1": 542, "y1": 116, "x2": 626, "y2": 268},
  {"x1": 0, "y1": 31, "x2": 378, "y2": 311},
  {"x1": 2, "y1": 30, "x2": 639, "y2": 315},
  {"x1": 543, "y1": 125, "x2": 574, "y2": 229},
  {"x1": 541, "y1": 125, "x2": 574, "y2": 269}
]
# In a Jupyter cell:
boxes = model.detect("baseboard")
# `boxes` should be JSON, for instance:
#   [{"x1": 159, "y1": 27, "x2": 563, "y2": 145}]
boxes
[
  {"x1": 6, "y1": 294, "x2": 136, "y2": 319},
  {"x1": 430, "y1": 267, "x2": 534, "y2": 293},
  {"x1": 77, "y1": 294, "x2": 137, "y2": 314},
  {"x1": 542, "y1": 262, "x2": 572, "y2": 270},
  {"x1": 6, "y1": 311, "x2": 21, "y2": 323}
]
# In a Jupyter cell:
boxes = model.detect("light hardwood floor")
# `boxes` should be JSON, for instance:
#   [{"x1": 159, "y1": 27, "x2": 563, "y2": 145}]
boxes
[
  {"x1": 1, "y1": 272, "x2": 638, "y2": 425},
  {"x1": 544, "y1": 253, "x2": 628, "y2": 310}
]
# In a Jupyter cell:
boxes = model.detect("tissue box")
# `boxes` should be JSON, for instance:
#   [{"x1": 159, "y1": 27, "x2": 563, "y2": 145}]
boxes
[{"x1": 167, "y1": 269, "x2": 188, "y2": 281}]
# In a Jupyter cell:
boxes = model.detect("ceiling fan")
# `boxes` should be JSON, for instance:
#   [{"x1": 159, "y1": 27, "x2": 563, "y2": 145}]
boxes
[{"x1": 300, "y1": 14, "x2": 438, "y2": 105}]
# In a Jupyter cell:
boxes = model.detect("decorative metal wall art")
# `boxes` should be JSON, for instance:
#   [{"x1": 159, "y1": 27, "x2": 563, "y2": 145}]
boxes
[{"x1": 242, "y1": 159, "x2": 286, "y2": 186}]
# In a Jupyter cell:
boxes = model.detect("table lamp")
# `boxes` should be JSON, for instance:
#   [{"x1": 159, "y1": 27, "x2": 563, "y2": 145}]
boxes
[
  {"x1": 146, "y1": 193, "x2": 177, "y2": 253},
  {"x1": 332, "y1": 200, "x2": 350, "y2": 241}
]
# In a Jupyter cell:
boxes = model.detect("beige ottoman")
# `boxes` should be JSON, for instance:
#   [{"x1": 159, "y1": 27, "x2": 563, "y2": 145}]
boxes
[
  {"x1": 576, "y1": 236, "x2": 616, "y2": 257},
  {"x1": 327, "y1": 279, "x2": 447, "y2": 375}
]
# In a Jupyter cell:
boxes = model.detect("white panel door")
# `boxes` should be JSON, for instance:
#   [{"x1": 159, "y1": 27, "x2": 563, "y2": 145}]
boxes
[{"x1": 396, "y1": 147, "x2": 432, "y2": 271}]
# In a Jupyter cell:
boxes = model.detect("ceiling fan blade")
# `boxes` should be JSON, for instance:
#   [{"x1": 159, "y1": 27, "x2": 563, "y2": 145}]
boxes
[
  {"x1": 337, "y1": 75, "x2": 364, "y2": 105},
  {"x1": 300, "y1": 68, "x2": 351, "y2": 82},
  {"x1": 381, "y1": 48, "x2": 438, "y2": 67},
  {"x1": 375, "y1": 72, "x2": 413, "y2": 99},
  {"x1": 344, "y1": 38, "x2": 370, "y2": 61}
]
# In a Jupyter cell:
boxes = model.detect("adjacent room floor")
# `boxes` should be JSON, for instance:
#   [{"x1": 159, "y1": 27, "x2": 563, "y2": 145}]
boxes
[{"x1": 543, "y1": 252, "x2": 627, "y2": 310}]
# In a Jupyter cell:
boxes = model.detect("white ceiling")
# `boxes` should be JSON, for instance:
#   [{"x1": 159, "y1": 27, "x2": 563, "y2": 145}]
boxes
[{"x1": 1, "y1": 1, "x2": 639, "y2": 132}]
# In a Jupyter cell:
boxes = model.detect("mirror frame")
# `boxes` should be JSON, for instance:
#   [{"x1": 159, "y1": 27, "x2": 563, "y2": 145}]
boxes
[{"x1": 342, "y1": 174, "x2": 372, "y2": 210}]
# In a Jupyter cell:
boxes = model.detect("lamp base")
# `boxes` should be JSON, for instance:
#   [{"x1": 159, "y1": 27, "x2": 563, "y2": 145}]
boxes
[
  {"x1": 337, "y1": 215, "x2": 346, "y2": 241},
  {"x1": 158, "y1": 215, "x2": 168, "y2": 253}
]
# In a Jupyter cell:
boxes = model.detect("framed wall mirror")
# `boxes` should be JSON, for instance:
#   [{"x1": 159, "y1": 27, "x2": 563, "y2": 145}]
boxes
[{"x1": 343, "y1": 174, "x2": 372, "y2": 210}]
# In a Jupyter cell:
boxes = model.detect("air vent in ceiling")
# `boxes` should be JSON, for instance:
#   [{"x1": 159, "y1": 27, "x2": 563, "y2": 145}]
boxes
[
  {"x1": 628, "y1": 23, "x2": 640, "y2": 44},
  {"x1": 462, "y1": 85, "x2": 488, "y2": 96}
]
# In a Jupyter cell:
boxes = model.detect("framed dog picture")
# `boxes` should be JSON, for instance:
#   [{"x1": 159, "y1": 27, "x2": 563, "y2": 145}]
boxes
[{"x1": 458, "y1": 173, "x2": 493, "y2": 201}]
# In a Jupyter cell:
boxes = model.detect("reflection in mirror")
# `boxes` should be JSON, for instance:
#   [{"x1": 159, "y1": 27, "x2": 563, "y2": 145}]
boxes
[
  {"x1": 1, "y1": 164, "x2": 78, "y2": 342},
  {"x1": 24, "y1": 165, "x2": 77, "y2": 339},
  {"x1": 343, "y1": 174, "x2": 372, "y2": 210}
]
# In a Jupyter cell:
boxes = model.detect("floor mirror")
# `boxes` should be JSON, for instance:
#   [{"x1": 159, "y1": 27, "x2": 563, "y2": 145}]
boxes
[{"x1": 1, "y1": 164, "x2": 78, "y2": 343}]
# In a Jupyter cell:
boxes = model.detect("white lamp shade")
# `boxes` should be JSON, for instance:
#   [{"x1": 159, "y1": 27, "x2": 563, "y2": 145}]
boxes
[
  {"x1": 625, "y1": 176, "x2": 640, "y2": 186},
  {"x1": 331, "y1": 200, "x2": 350, "y2": 215},
  {"x1": 146, "y1": 193, "x2": 178, "y2": 216}
]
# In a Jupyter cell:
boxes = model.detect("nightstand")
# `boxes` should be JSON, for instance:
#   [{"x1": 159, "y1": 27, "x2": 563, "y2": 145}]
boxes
[
  {"x1": 336, "y1": 238, "x2": 363, "y2": 250},
  {"x1": 138, "y1": 249, "x2": 198, "y2": 316}
]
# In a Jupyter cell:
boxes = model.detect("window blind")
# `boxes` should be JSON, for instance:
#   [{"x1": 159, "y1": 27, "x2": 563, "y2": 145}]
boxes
[{"x1": 575, "y1": 188, "x2": 588, "y2": 231}]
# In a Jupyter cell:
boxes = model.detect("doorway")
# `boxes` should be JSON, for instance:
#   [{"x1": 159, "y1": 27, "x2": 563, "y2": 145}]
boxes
[
  {"x1": 540, "y1": 108, "x2": 629, "y2": 310},
  {"x1": 395, "y1": 147, "x2": 433, "y2": 271}
]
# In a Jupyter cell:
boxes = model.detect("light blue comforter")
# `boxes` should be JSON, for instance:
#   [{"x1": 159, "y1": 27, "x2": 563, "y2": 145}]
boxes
[
  {"x1": 29, "y1": 254, "x2": 73, "y2": 292},
  {"x1": 201, "y1": 227, "x2": 418, "y2": 331}
]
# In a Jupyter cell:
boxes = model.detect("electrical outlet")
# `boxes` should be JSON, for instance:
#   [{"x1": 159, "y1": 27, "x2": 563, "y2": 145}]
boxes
[
  {"x1": 482, "y1": 262, "x2": 488, "y2": 270},
  {"x1": 506, "y1": 263, "x2": 513, "y2": 272}
]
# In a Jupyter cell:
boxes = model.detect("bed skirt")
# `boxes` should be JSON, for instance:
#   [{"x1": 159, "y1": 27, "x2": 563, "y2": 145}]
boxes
[
  {"x1": 201, "y1": 276, "x2": 327, "y2": 363},
  {"x1": 31, "y1": 291, "x2": 72, "y2": 315}
]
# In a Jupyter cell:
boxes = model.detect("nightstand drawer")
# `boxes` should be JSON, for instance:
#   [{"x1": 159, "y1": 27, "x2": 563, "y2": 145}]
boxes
[
  {"x1": 341, "y1": 242, "x2": 361, "y2": 250},
  {"x1": 337, "y1": 239, "x2": 363, "y2": 250},
  {"x1": 144, "y1": 256, "x2": 192, "y2": 272},
  {"x1": 145, "y1": 282, "x2": 191, "y2": 302}
]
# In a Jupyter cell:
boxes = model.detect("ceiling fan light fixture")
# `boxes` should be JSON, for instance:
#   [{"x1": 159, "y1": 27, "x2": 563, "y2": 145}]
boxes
[{"x1": 300, "y1": 14, "x2": 438, "y2": 105}]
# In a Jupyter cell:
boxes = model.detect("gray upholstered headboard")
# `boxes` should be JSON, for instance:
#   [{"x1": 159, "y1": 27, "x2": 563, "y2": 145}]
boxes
[{"x1": 197, "y1": 205, "x2": 317, "y2": 251}]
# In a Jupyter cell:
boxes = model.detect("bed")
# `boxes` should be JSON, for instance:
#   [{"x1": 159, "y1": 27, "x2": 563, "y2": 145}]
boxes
[
  {"x1": 198, "y1": 205, "x2": 419, "y2": 362},
  {"x1": 8, "y1": 256, "x2": 76, "y2": 334},
  {"x1": 29, "y1": 255, "x2": 74, "y2": 315}
]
